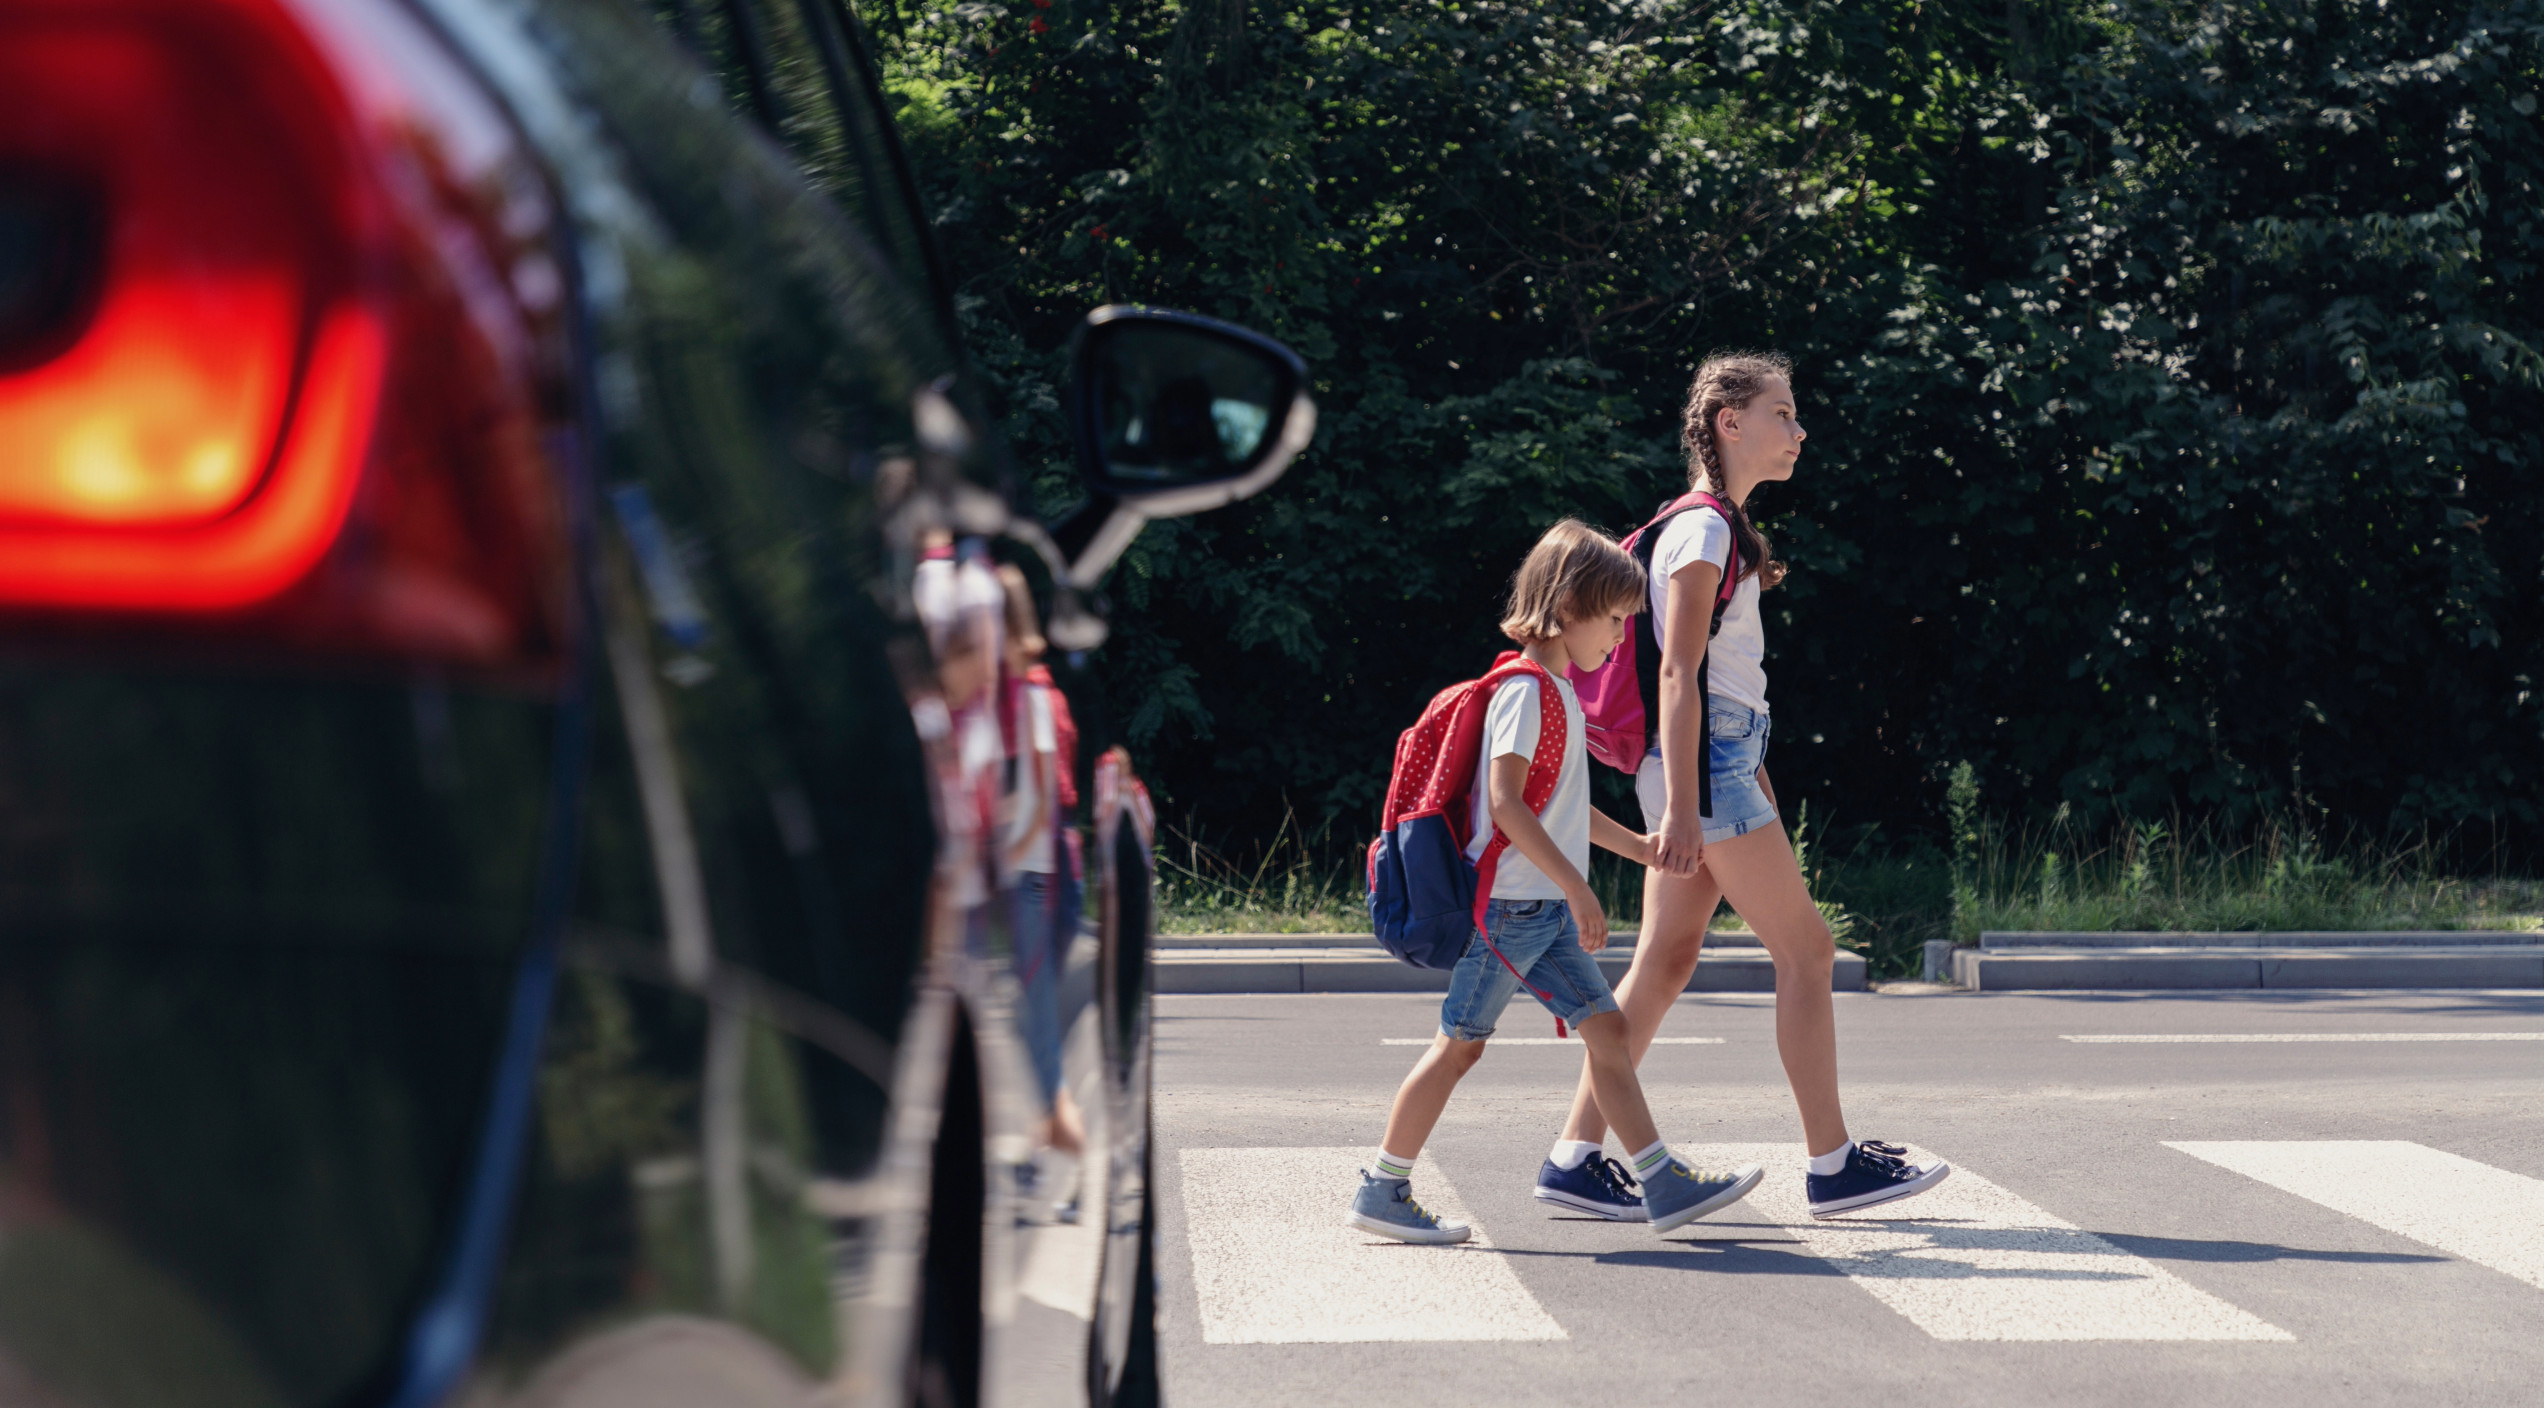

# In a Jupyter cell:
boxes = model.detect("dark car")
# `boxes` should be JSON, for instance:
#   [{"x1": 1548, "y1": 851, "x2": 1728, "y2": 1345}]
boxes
[{"x1": 0, "y1": 2, "x2": 1309, "y2": 1406}]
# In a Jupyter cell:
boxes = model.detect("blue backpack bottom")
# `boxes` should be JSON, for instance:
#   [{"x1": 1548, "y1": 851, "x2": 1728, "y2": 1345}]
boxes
[{"x1": 1367, "y1": 812, "x2": 1478, "y2": 970}]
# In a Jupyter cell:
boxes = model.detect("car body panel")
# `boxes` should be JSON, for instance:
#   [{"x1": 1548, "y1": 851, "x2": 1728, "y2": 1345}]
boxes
[{"x1": 1, "y1": 0, "x2": 1173, "y2": 1405}]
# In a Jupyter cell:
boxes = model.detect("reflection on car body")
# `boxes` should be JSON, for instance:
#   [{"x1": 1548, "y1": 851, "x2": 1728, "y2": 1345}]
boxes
[{"x1": 0, "y1": 1, "x2": 1307, "y2": 1406}]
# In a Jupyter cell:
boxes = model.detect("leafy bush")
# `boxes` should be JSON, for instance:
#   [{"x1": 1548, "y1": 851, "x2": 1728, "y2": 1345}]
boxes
[{"x1": 877, "y1": 1, "x2": 2544, "y2": 858}]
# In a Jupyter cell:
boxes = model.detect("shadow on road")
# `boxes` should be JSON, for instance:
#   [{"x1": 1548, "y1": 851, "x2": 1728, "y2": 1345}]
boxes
[{"x1": 2093, "y1": 1232, "x2": 2445, "y2": 1264}]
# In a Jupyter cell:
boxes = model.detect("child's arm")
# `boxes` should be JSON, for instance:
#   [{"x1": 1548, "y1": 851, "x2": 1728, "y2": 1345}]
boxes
[
  {"x1": 1004, "y1": 743, "x2": 1055, "y2": 872},
  {"x1": 1653, "y1": 560, "x2": 1720, "y2": 878},
  {"x1": 1591, "y1": 808, "x2": 1654, "y2": 867},
  {"x1": 1486, "y1": 752, "x2": 1611, "y2": 952}
]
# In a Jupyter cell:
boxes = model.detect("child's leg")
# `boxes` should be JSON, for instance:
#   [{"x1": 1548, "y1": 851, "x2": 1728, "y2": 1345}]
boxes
[
  {"x1": 1570, "y1": 999, "x2": 1762, "y2": 1232},
  {"x1": 1379, "y1": 1034, "x2": 1488, "y2": 1160},
  {"x1": 1570, "y1": 1010, "x2": 1658, "y2": 1152},
  {"x1": 1701, "y1": 823, "x2": 1848, "y2": 1157},
  {"x1": 1558, "y1": 861, "x2": 1722, "y2": 1145}
]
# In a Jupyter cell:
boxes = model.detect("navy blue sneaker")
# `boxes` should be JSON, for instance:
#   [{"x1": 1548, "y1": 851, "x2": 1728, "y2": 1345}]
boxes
[
  {"x1": 1806, "y1": 1142, "x2": 1950, "y2": 1219},
  {"x1": 1533, "y1": 1154, "x2": 1648, "y2": 1222}
]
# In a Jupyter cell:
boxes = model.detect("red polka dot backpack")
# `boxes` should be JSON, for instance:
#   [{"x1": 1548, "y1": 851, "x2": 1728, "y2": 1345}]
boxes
[{"x1": 1365, "y1": 652, "x2": 1567, "y2": 983}]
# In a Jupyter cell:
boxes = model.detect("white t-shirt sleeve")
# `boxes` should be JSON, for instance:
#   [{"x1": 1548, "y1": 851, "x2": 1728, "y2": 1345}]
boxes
[
  {"x1": 1482, "y1": 677, "x2": 1545, "y2": 765},
  {"x1": 1648, "y1": 507, "x2": 1735, "y2": 650},
  {"x1": 1027, "y1": 685, "x2": 1057, "y2": 754}
]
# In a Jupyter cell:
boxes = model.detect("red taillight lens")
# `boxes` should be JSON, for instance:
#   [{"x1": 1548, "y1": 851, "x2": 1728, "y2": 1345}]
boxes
[{"x1": 0, "y1": 0, "x2": 572, "y2": 676}]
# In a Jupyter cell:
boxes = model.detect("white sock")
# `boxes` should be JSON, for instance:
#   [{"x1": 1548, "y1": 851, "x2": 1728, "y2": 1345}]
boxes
[
  {"x1": 1373, "y1": 1147, "x2": 1417, "y2": 1181},
  {"x1": 1808, "y1": 1141, "x2": 1855, "y2": 1176},
  {"x1": 1550, "y1": 1139, "x2": 1602, "y2": 1170},
  {"x1": 1628, "y1": 1139, "x2": 1673, "y2": 1178}
]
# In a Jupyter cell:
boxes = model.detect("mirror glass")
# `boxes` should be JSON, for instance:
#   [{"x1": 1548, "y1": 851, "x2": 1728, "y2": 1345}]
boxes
[{"x1": 1090, "y1": 325, "x2": 1289, "y2": 488}]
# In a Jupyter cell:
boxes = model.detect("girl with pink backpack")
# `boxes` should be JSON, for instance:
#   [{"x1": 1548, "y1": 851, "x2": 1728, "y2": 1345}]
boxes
[{"x1": 1534, "y1": 353, "x2": 1952, "y2": 1223}]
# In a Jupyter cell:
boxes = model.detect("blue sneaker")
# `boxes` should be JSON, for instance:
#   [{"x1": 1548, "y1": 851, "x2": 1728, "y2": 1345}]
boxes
[
  {"x1": 1639, "y1": 1156, "x2": 1764, "y2": 1234},
  {"x1": 1346, "y1": 1170, "x2": 1471, "y2": 1244},
  {"x1": 1806, "y1": 1141, "x2": 1950, "y2": 1219},
  {"x1": 1533, "y1": 1154, "x2": 1648, "y2": 1222}
]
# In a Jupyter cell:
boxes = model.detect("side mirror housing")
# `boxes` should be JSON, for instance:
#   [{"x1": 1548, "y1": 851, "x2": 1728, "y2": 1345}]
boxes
[{"x1": 1052, "y1": 306, "x2": 1314, "y2": 587}]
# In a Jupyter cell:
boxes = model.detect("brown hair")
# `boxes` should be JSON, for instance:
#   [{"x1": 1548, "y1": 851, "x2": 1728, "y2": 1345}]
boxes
[
  {"x1": 1499, "y1": 519, "x2": 1647, "y2": 644},
  {"x1": 1677, "y1": 351, "x2": 1791, "y2": 585}
]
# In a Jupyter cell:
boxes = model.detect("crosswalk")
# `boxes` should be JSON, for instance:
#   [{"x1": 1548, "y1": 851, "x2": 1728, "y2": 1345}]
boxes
[
  {"x1": 1180, "y1": 1147, "x2": 1565, "y2": 1343},
  {"x1": 1172, "y1": 1139, "x2": 2544, "y2": 1346}
]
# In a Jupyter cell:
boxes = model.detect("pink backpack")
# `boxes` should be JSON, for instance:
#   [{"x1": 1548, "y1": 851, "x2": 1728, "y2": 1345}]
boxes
[{"x1": 1566, "y1": 491, "x2": 1741, "y2": 815}]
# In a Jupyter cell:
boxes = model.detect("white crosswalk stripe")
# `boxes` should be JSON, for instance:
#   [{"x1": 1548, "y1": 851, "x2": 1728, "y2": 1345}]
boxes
[
  {"x1": 1177, "y1": 1146, "x2": 1566, "y2": 1344},
  {"x1": 2066, "y1": 1033, "x2": 2544, "y2": 1043},
  {"x1": 2166, "y1": 1141, "x2": 2544, "y2": 1292},
  {"x1": 1700, "y1": 1143, "x2": 2292, "y2": 1342}
]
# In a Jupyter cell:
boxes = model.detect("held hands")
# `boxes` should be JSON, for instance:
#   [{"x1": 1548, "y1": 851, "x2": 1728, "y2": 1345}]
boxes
[
  {"x1": 1649, "y1": 810, "x2": 1704, "y2": 878},
  {"x1": 1566, "y1": 881, "x2": 1610, "y2": 953}
]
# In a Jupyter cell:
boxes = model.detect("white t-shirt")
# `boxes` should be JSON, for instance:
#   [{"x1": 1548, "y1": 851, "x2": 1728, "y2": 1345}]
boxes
[
  {"x1": 1464, "y1": 674, "x2": 1589, "y2": 900},
  {"x1": 1003, "y1": 683, "x2": 1059, "y2": 875},
  {"x1": 1647, "y1": 506, "x2": 1768, "y2": 715}
]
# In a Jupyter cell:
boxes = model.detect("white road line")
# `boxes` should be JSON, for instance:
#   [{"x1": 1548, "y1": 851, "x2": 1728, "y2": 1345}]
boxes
[
  {"x1": 1704, "y1": 1143, "x2": 2290, "y2": 1342},
  {"x1": 2066, "y1": 1032, "x2": 2544, "y2": 1043},
  {"x1": 1177, "y1": 1146, "x2": 1565, "y2": 1344},
  {"x1": 1378, "y1": 1036, "x2": 1724, "y2": 1046},
  {"x1": 2167, "y1": 1141, "x2": 2544, "y2": 1292}
]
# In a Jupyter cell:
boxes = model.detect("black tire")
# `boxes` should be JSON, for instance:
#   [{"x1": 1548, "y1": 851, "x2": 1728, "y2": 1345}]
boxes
[
  {"x1": 910, "y1": 1012, "x2": 985, "y2": 1408},
  {"x1": 1089, "y1": 1115, "x2": 1159, "y2": 1408},
  {"x1": 1109, "y1": 1176, "x2": 1160, "y2": 1408}
]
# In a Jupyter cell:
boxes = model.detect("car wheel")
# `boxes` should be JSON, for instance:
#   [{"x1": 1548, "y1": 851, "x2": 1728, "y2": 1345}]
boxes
[
  {"x1": 1110, "y1": 1176, "x2": 1160, "y2": 1408},
  {"x1": 910, "y1": 1012, "x2": 985, "y2": 1408},
  {"x1": 1088, "y1": 1114, "x2": 1159, "y2": 1408}
]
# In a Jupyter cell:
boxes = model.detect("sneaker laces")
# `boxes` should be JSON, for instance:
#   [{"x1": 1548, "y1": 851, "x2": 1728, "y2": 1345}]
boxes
[
  {"x1": 1588, "y1": 1154, "x2": 1640, "y2": 1200},
  {"x1": 1390, "y1": 1181, "x2": 1441, "y2": 1226},
  {"x1": 1854, "y1": 1143, "x2": 1912, "y2": 1179}
]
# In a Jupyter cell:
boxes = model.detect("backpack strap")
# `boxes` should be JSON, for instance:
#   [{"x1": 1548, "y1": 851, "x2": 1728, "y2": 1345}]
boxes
[
  {"x1": 1466, "y1": 659, "x2": 1574, "y2": 1033},
  {"x1": 1629, "y1": 492, "x2": 1741, "y2": 818}
]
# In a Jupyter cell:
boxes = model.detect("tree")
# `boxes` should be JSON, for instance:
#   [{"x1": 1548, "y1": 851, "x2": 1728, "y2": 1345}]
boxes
[{"x1": 876, "y1": 0, "x2": 2544, "y2": 851}]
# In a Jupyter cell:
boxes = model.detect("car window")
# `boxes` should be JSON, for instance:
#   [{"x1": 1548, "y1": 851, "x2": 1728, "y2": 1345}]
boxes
[{"x1": 653, "y1": 0, "x2": 949, "y2": 331}]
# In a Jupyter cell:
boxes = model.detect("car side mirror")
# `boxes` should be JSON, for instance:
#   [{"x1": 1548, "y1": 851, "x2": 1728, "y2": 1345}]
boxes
[{"x1": 1049, "y1": 306, "x2": 1313, "y2": 590}]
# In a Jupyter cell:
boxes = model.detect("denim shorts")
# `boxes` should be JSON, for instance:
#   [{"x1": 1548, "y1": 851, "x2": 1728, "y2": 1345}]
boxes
[
  {"x1": 1438, "y1": 899, "x2": 1620, "y2": 1041},
  {"x1": 1635, "y1": 699, "x2": 1778, "y2": 845}
]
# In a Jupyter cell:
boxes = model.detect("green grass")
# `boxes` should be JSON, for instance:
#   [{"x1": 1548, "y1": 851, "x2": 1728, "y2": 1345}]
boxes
[
  {"x1": 1948, "y1": 811, "x2": 2544, "y2": 942},
  {"x1": 1157, "y1": 791, "x2": 2542, "y2": 983}
]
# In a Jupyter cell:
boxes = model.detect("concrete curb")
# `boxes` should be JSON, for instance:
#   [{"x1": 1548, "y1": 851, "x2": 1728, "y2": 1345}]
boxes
[
  {"x1": 1153, "y1": 936, "x2": 1867, "y2": 995},
  {"x1": 1979, "y1": 929, "x2": 2544, "y2": 949},
  {"x1": 1951, "y1": 944, "x2": 2544, "y2": 992}
]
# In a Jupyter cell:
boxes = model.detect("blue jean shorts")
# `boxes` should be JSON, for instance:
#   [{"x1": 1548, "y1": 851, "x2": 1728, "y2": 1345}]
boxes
[
  {"x1": 1635, "y1": 699, "x2": 1778, "y2": 845},
  {"x1": 1438, "y1": 899, "x2": 1620, "y2": 1041}
]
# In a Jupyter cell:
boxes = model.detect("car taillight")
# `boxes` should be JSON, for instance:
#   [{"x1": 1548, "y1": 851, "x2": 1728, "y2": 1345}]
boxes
[{"x1": 0, "y1": 0, "x2": 574, "y2": 679}]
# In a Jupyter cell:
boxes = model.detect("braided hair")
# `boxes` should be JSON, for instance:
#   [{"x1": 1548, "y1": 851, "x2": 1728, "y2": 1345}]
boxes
[{"x1": 1677, "y1": 351, "x2": 1791, "y2": 587}]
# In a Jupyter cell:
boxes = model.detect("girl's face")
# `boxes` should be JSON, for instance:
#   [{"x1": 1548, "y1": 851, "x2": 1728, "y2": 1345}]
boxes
[
  {"x1": 1721, "y1": 374, "x2": 1806, "y2": 485},
  {"x1": 1559, "y1": 600, "x2": 1632, "y2": 670}
]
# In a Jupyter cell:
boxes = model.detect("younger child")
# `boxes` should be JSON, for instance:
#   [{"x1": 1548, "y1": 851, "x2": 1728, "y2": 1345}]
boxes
[{"x1": 1348, "y1": 520, "x2": 1764, "y2": 1243}]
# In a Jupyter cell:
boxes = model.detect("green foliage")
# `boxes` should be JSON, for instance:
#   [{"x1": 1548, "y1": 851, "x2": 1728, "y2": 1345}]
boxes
[
  {"x1": 877, "y1": 1, "x2": 2544, "y2": 854},
  {"x1": 1950, "y1": 810, "x2": 2544, "y2": 940}
]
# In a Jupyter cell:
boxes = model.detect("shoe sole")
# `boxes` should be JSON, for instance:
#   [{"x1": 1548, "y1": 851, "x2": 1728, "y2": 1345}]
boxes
[
  {"x1": 1532, "y1": 1186, "x2": 1651, "y2": 1222},
  {"x1": 1809, "y1": 1159, "x2": 1953, "y2": 1219},
  {"x1": 1648, "y1": 1164, "x2": 1764, "y2": 1234},
  {"x1": 1345, "y1": 1210, "x2": 1472, "y2": 1244}
]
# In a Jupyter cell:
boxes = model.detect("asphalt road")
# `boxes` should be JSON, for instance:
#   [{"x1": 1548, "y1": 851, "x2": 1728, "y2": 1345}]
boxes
[{"x1": 1148, "y1": 988, "x2": 2544, "y2": 1408}]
